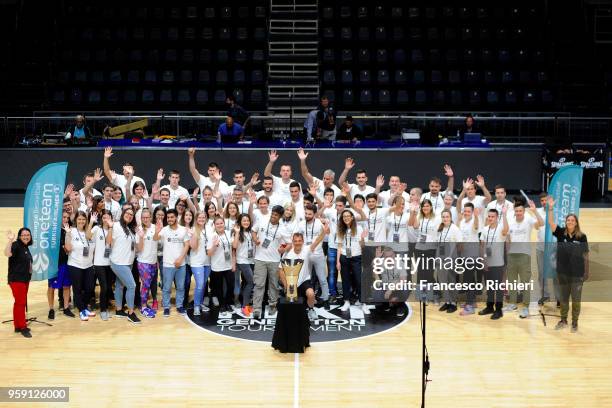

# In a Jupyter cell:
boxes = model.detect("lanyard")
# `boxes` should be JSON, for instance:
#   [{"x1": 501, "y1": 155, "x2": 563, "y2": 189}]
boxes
[
  {"x1": 368, "y1": 209, "x2": 377, "y2": 233},
  {"x1": 306, "y1": 220, "x2": 316, "y2": 241},
  {"x1": 393, "y1": 213, "x2": 402, "y2": 233},
  {"x1": 420, "y1": 218, "x2": 431, "y2": 235},
  {"x1": 201, "y1": 228, "x2": 208, "y2": 247},
  {"x1": 265, "y1": 221, "x2": 279, "y2": 241},
  {"x1": 438, "y1": 226, "x2": 451, "y2": 243},
  {"x1": 486, "y1": 225, "x2": 499, "y2": 245},
  {"x1": 431, "y1": 194, "x2": 439, "y2": 210},
  {"x1": 219, "y1": 231, "x2": 230, "y2": 251},
  {"x1": 76, "y1": 229, "x2": 89, "y2": 247},
  {"x1": 344, "y1": 230, "x2": 352, "y2": 249}
]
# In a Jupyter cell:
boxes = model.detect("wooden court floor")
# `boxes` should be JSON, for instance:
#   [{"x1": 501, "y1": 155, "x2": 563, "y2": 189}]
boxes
[{"x1": 1, "y1": 207, "x2": 611, "y2": 408}]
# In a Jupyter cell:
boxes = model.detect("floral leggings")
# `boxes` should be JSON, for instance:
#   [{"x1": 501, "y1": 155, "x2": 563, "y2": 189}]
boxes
[{"x1": 137, "y1": 262, "x2": 158, "y2": 309}]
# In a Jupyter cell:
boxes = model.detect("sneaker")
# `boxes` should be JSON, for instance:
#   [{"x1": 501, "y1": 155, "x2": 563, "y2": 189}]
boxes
[
  {"x1": 163, "y1": 308, "x2": 170, "y2": 317},
  {"x1": 491, "y1": 310, "x2": 503, "y2": 320},
  {"x1": 396, "y1": 307, "x2": 407, "y2": 317},
  {"x1": 203, "y1": 296, "x2": 210, "y2": 306},
  {"x1": 100, "y1": 311, "x2": 109, "y2": 321},
  {"x1": 439, "y1": 303, "x2": 450, "y2": 312},
  {"x1": 571, "y1": 321, "x2": 578, "y2": 333},
  {"x1": 63, "y1": 308, "x2": 76, "y2": 318},
  {"x1": 48, "y1": 309, "x2": 55, "y2": 320},
  {"x1": 140, "y1": 307, "x2": 155, "y2": 318},
  {"x1": 252, "y1": 309, "x2": 262, "y2": 319},
  {"x1": 79, "y1": 310, "x2": 89, "y2": 321},
  {"x1": 201, "y1": 304, "x2": 210, "y2": 312},
  {"x1": 241, "y1": 306, "x2": 252, "y2": 317},
  {"x1": 460, "y1": 305, "x2": 475, "y2": 316},
  {"x1": 127, "y1": 312, "x2": 142, "y2": 324},
  {"x1": 268, "y1": 305, "x2": 277, "y2": 317},
  {"x1": 519, "y1": 307, "x2": 529, "y2": 319},
  {"x1": 177, "y1": 307, "x2": 186, "y2": 315},
  {"x1": 555, "y1": 319, "x2": 568, "y2": 330},
  {"x1": 340, "y1": 300, "x2": 350, "y2": 312},
  {"x1": 446, "y1": 304, "x2": 458, "y2": 314},
  {"x1": 478, "y1": 307, "x2": 495, "y2": 316},
  {"x1": 307, "y1": 308, "x2": 318, "y2": 322},
  {"x1": 361, "y1": 303, "x2": 371, "y2": 315},
  {"x1": 115, "y1": 309, "x2": 128, "y2": 319},
  {"x1": 329, "y1": 295, "x2": 337, "y2": 305},
  {"x1": 537, "y1": 296, "x2": 550, "y2": 306},
  {"x1": 194, "y1": 306, "x2": 201, "y2": 316},
  {"x1": 20, "y1": 328, "x2": 32, "y2": 338},
  {"x1": 212, "y1": 297, "x2": 220, "y2": 307},
  {"x1": 502, "y1": 304, "x2": 518, "y2": 312},
  {"x1": 84, "y1": 308, "x2": 96, "y2": 317},
  {"x1": 556, "y1": 301, "x2": 561, "y2": 309},
  {"x1": 354, "y1": 300, "x2": 362, "y2": 307},
  {"x1": 234, "y1": 299, "x2": 241, "y2": 309},
  {"x1": 152, "y1": 300, "x2": 159, "y2": 311}
]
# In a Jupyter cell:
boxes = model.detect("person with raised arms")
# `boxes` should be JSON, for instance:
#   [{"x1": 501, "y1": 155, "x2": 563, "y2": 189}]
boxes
[
  {"x1": 336, "y1": 210, "x2": 367, "y2": 312},
  {"x1": 456, "y1": 202, "x2": 481, "y2": 316},
  {"x1": 297, "y1": 148, "x2": 341, "y2": 199},
  {"x1": 337, "y1": 157, "x2": 378, "y2": 199},
  {"x1": 485, "y1": 185, "x2": 514, "y2": 227},
  {"x1": 90, "y1": 209, "x2": 113, "y2": 321},
  {"x1": 421, "y1": 165, "x2": 455, "y2": 215},
  {"x1": 103, "y1": 147, "x2": 147, "y2": 200},
  {"x1": 232, "y1": 214, "x2": 256, "y2": 317},
  {"x1": 436, "y1": 209, "x2": 463, "y2": 314},
  {"x1": 457, "y1": 175, "x2": 492, "y2": 227},
  {"x1": 263, "y1": 150, "x2": 295, "y2": 205},
  {"x1": 187, "y1": 148, "x2": 230, "y2": 208},
  {"x1": 408, "y1": 199, "x2": 441, "y2": 303},
  {"x1": 135, "y1": 208, "x2": 159, "y2": 318},
  {"x1": 207, "y1": 216, "x2": 235, "y2": 313}
]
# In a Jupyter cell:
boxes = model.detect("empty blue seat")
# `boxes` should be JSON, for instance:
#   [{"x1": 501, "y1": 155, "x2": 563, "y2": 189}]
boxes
[
  {"x1": 142, "y1": 89, "x2": 154, "y2": 103},
  {"x1": 250, "y1": 89, "x2": 263, "y2": 104},
  {"x1": 342, "y1": 88, "x2": 354, "y2": 105},
  {"x1": 395, "y1": 70, "x2": 407, "y2": 85},
  {"x1": 378, "y1": 89, "x2": 391, "y2": 105},
  {"x1": 433, "y1": 90, "x2": 445, "y2": 104},
  {"x1": 505, "y1": 90, "x2": 517, "y2": 104},
  {"x1": 377, "y1": 70, "x2": 390, "y2": 84},
  {"x1": 359, "y1": 70, "x2": 371, "y2": 84},
  {"x1": 360, "y1": 89, "x2": 373, "y2": 104},
  {"x1": 397, "y1": 90, "x2": 409, "y2": 104},
  {"x1": 233, "y1": 70, "x2": 245, "y2": 85},
  {"x1": 341, "y1": 70, "x2": 353, "y2": 84},
  {"x1": 196, "y1": 89, "x2": 209, "y2": 104},
  {"x1": 198, "y1": 70, "x2": 210, "y2": 84},
  {"x1": 160, "y1": 89, "x2": 173, "y2": 103},
  {"x1": 214, "y1": 90, "x2": 226, "y2": 104},
  {"x1": 415, "y1": 90, "x2": 427, "y2": 104},
  {"x1": 323, "y1": 70, "x2": 336, "y2": 84},
  {"x1": 358, "y1": 49, "x2": 370, "y2": 63},
  {"x1": 469, "y1": 90, "x2": 481, "y2": 105},
  {"x1": 216, "y1": 71, "x2": 228, "y2": 85},
  {"x1": 88, "y1": 90, "x2": 101, "y2": 104},
  {"x1": 251, "y1": 70, "x2": 264, "y2": 85},
  {"x1": 487, "y1": 91, "x2": 499, "y2": 104}
]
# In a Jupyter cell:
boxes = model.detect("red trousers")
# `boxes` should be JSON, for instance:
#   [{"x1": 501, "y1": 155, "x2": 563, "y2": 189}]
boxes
[{"x1": 9, "y1": 281, "x2": 29, "y2": 330}]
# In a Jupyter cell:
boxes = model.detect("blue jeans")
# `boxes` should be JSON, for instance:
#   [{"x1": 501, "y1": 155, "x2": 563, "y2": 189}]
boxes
[
  {"x1": 111, "y1": 263, "x2": 136, "y2": 310},
  {"x1": 237, "y1": 264, "x2": 255, "y2": 306},
  {"x1": 162, "y1": 265, "x2": 186, "y2": 309},
  {"x1": 191, "y1": 265, "x2": 211, "y2": 308},
  {"x1": 327, "y1": 248, "x2": 338, "y2": 296}
]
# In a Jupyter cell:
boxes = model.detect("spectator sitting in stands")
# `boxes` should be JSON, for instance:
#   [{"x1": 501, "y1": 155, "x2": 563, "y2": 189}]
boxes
[
  {"x1": 217, "y1": 116, "x2": 244, "y2": 143},
  {"x1": 303, "y1": 109, "x2": 318, "y2": 142},
  {"x1": 315, "y1": 96, "x2": 337, "y2": 141},
  {"x1": 336, "y1": 115, "x2": 362, "y2": 143},
  {"x1": 226, "y1": 95, "x2": 249, "y2": 126},
  {"x1": 459, "y1": 114, "x2": 479, "y2": 139},
  {"x1": 65, "y1": 115, "x2": 92, "y2": 145}
]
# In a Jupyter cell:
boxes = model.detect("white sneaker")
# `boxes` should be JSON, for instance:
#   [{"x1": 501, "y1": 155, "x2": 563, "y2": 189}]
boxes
[
  {"x1": 85, "y1": 308, "x2": 96, "y2": 317},
  {"x1": 307, "y1": 308, "x2": 318, "y2": 322},
  {"x1": 212, "y1": 297, "x2": 220, "y2": 307},
  {"x1": 354, "y1": 300, "x2": 362, "y2": 306},
  {"x1": 203, "y1": 296, "x2": 210, "y2": 306},
  {"x1": 361, "y1": 303, "x2": 371, "y2": 315},
  {"x1": 100, "y1": 311, "x2": 109, "y2": 321},
  {"x1": 193, "y1": 306, "x2": 201, "y2": 316},
  {"x1": 79, "y1": 311, "x2": 89, "y2": 321},
  {"x1": 340, "y1": 301, "x2": 350, "y2": 312},
  {"x1": 201, "y1": 304, "x2": 210, "y2": 312},
  {"x1": 519, "y1": 307, "x2": 529, "y2": 319},
  {"x1": 502, "y1": 304, "x2": 518, "y2": 312}
]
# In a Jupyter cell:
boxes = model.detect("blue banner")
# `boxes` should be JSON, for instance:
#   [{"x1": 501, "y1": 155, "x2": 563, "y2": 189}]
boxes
[
  {"x1": 23, "y1": 162, "x2": 68, "y2": 281},
  {"x1": 544, "y1": 165, "x2": 583, "y2": 280}
]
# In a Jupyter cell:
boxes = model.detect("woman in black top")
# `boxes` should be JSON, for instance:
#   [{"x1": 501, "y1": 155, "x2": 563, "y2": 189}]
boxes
[
  {"x1": 4, "y1": 228, "x2": 33, "y2": 338},
  {"x1": 547, "y1": 197, "x2": 589, "y2": 332}
]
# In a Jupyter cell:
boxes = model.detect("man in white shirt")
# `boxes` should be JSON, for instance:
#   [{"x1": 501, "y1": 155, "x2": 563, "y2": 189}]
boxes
[
  {"x1": 188, "y1": 148, "x2": 230, "y2": 208},
  {"x1": 251, "y1": 206, "x2": 291, "y2": 319},
  {"x1": 457, "y1": 175, "x2": 492, "y2": 226},
  {"x1": 337, "y1": 157, "x2": 377, "y2": 199},
  {"x1": 289, "y1": 182, "x2": 305, "y2": 223},
  {"x1": 297, "y1": 148, "x2": 341, "y2": 200},
  {"x1": 421, "y1": 164, "x2": 454, "y2": 215},
  {"x1": 227, "y1": 169, "x2": 259, "y2": 195},
  {"x1": 101, "y1": 183, "x2": 121, "y2": 221},
  {"x1": 378, "y1": 176, "x2": 410, "y2": 208},
  {"x1": 485, "y1": 184, "x2": 514, "y2": 226},
  {"x1": 255, "y1": 176, "x2": 284, "y2": 209},
  {"x1": 103, "y1": 147, "x2": 147, "y2": 199},
  {"x1": 263, "y1": 150, "x2": 295, "y2": 204},
  {"x1": 504, "y1": 200, "x2": 544, "y2": 318},
  {"x1": 160, "y1": 169, "x2": 189, "y2": 209},
  {"x1": 478, "y1": 207, "x2": 508, "y2": 320}
]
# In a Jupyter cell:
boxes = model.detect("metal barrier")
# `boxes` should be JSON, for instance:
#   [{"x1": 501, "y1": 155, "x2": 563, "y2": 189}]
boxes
[{"x1": 3, "y1": 112, "x2": 612, "y2": 145}]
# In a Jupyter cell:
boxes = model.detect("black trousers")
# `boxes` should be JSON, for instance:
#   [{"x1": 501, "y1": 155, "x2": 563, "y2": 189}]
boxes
[
  {"x1": 485, "y1": 266, "x2": 504, "y2": 311},
  {"x1": 92, "y1": 265, "x2": 112, "y2": 312},
  {"x1": 68, "y1": 265, "x2": 94, "y2": 312},
  {"x1": 211, "y1": 270, "x2": 234, "y2": 306}
]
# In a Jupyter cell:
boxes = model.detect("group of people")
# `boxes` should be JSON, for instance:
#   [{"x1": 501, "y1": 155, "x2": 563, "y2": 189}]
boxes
[{"x1": 6, "y1": 147, "x2": 589, "y2": 338}]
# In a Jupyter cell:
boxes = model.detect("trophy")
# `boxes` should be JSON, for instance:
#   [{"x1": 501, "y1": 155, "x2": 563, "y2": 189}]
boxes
[{"x1": 281, "y1": 258, "x2": 304, "y2": 302}]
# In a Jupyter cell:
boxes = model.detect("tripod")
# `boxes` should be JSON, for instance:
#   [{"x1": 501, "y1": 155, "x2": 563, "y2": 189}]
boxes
[
  {"x1": 420, "y1": 301, "x2": 430, "y2": 408},
  {"x1": 2, "y1": 301, "x2": 53, "y2": 327}
]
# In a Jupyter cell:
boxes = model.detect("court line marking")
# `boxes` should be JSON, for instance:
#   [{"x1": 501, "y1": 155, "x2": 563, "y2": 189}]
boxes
[
  {"x1": 182, "y1": 302, "x2": 413, "y2": 345},
  {"x1": 294, "y1": 353, "x2": 300, "y2": 408}
]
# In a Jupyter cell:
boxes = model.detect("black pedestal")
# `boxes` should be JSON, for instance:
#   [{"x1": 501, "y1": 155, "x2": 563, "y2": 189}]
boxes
[{"x1": 271, "y1": 298, "x2": 310, "y2": 353}]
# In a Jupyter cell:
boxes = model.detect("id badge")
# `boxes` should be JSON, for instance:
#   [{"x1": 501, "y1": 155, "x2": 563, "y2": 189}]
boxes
[
  {"x1": 224, "y1": 251, "x2": 231, "y2": 262},
  {"x1": 82, "y1": 247, "x2": 90, "y2": 257},
  {"x1": 306, "y1": 240, "x2": 312, "y2": 245},
  {"x1": 439, "y1": 244, "x2": 446, "y2": 256},
  {"x1": 131, "y1": 241, "x2": 135, "y2": 251},
  {"x1": 346, "y1": 248, "x2": 352, "y2": 258},
  {"x1": 393, "y1": 233, "x2": 400, "y2": 243},
  {"x1": 486, "y1": 246, "x2": 492, "y2": 257},
  {"x1": 368, "y1": 232, "x2": 374, "y2": 241},
  {"x1": 419, "y1": 233, "x2": 427, "y2": 243},
  {"x1": 262, "y1": 238, "x2": 271, "y2": 248},
  {"x1": 103, "y1": 247, "x2": 111, "y2": 258},
  {"x1": 157, "y1": 242, "x2": 163, "y2": 251},
  {"x1": 248, "y1": 248, "x2": 254, "y2": 259}
]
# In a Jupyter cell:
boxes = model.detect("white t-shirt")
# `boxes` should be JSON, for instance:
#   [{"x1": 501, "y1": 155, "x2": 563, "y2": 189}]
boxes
[
  {"x1": 189, "y1": 226, "x2": 212, "y2": 267},
  {"x1": 421, "y1": 192, "x2": 446, "y2": 215},
  {"x1": 385, "y1": 212, "x2": 410, "y2": 243},
  {"x1": 113, "y1": 174, "x2": 147, "y2": 199},
  {"x1": 281, "y1": 246, "x2": 312, "y2": 287},
  {"x1": 462, "y1": 195, "x2": 487, "y2": 226},
  {"x1": 458, "y1": 216, "x2": 480, "y2": 258},
  {"x1": 253, "y1": 216, "x2": 291, "y2": 263},
  {"x1": 292, "y1": 199, "x2": 305, "y2": 224},
  {"x1": 234, "y1": 230, "x2": 255, "y2": 265},
  {"x1": 415, "y1": 215, "x2": 441, "y2": 251},
  {"x1": 480, "y1": 224, "x2": 506, "y2": 267},
  {"x1": 295, "y1": 219, "x2": 324, "y2": 257},
  {"x1": 159, "y1": 225, "x2": 189, "y2": 267},
  {"x1": 338, "y1": 226, "x2": 364, "y2": 257},
  {"x1": 161, "y1": 184, "x2": 189, "y2": 209},
  {"x1": 137, "y1": 226, "x2": 158, "y2": 264},
  {"x1": 251, "y1": 208, "x2": 269, "y2": 227},
  {"x1": 486, "y1": 200, "x2": 514, "y2": 227},
  {"x1": 110, "y1": 223, "x2": 138, "y2": 265},
  {"x1": 436, "y1": 223, "x2": 462, "y2": 258},
  {"x1": 312, "y1": 176, "x2": 341, "y2": 200},
  {"x1": 197, "y1": 175, "x2": 230, "y2": 207},
  {"x1": 272, "y1": 175, "x2": 295, "y2": 205},
  {"x1": 348, "y1": 183, "x2": 375, "y2": 200},
  {"x1": 322, "y1": 208, "x2": 358, "y2": 249},
  {"x1": 379, "y1": 190, "x2": 410, "y2": 208},
  {"x1": 223, "y1": 217, "x2": 237, "y2": 233},
  {"x1": 102, "y1": 199, "x2": 121, "y2": 221},
  {"x1": 92, "y1": 226, "x2": 111, "y2": 266},
  {"x1": 67, "y1": 227, "x2": 94, "y2": 269},
  {"x1": 207, "y1": 230, "x2": 233, "y2": 271},
  {"x1": 255, "y1": 191, "x2": 284, "y2": 209},
  {"x1": 507, "y1": 214, "x2": 537, "y2": 255},
  {"x1": 363, "y1": 207, "x2": 390, "y2": 243}
]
